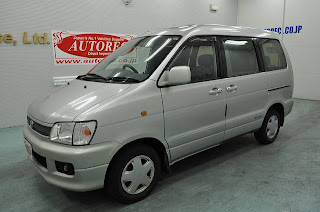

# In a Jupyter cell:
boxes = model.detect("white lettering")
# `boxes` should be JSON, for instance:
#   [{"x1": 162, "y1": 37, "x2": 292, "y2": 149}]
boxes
[
  {"x1": 105, "y1": 42, "x2": 113, "y2": 51},
  {"x1": 68, "y1": 41, "x2": 77, "y2": 51},
  {"x1": 96, "y1": 41, "x2": 105, "y2": 51},
  {"x1": 89, "y1": 41, "x2": 97, "y2": 51},
  {"x1": 79, "y1": 41, "x2": 88, "y2": 51},
  {"x1": 113, "y1": 42, "x2": 121, "y2": 51}
]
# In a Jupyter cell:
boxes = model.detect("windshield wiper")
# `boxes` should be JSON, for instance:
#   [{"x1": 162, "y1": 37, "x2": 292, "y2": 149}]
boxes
[
  {"x1": 77, "y1": 74, "x2": 140, "y2": 83},
  {"x1": 105, "y1": 77, "x2": 141, "y2": 83},
  {"x1": 77, "y1": 73, "x2": 109, "y2": 82}
]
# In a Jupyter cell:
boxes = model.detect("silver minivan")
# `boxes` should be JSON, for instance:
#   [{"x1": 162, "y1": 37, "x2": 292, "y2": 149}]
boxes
[{"x1": 24, "y1": 25, "x2": 294, "y2": 203}]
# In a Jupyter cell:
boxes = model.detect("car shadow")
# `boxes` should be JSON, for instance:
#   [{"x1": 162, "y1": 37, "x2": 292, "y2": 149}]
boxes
[
  {"x1": 159, "y1": 133, "x2": 260, "y2": 187},
  {"x1": 56, "y1": 134, "x2": 260, "y2": 210}
]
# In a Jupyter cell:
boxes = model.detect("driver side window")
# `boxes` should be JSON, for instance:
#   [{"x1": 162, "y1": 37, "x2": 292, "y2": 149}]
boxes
[{"x1": 170, "y1": 37, "x2": 218, "y2": 83}]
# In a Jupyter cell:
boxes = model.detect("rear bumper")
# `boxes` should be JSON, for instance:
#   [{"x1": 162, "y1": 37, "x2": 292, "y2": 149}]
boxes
[
  {"x1": 23, "y1": 125, "x2": 119, "y2": 192},
  {"x1": 284, "y1": 99, "x2": 294, "y2": 117}
]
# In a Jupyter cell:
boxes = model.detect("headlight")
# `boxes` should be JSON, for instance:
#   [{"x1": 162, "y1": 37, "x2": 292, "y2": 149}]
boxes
[
  {"x1": 50, "y1": 122, "x2": 75, "y2": 145},
  {"x1": 50, "y1": 121, "x2": 97, "y2": 145}
]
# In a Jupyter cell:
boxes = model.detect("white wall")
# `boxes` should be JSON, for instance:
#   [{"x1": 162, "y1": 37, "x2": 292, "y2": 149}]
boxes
[
  {"x1": 238, "y1": 0, "x2": 320, "y2": 101},
  {"x1": 283, "y1": 0, "x2": 320, "y2": 100},
  {"x1": 0, "y1": 0, "x2": 238, "y2": 129},
  {"x1": 238, "y1": 0, "x2": 284, "y2": 28}
]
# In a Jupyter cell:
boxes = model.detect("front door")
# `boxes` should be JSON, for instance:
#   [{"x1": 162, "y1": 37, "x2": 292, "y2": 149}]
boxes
[{"x1": 160, "y1": 36, "x2": 226, "y2": 162}]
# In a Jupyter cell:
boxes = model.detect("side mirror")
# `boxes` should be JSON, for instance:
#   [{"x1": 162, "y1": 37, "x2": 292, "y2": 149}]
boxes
[{"x1": 159, "y1": 66, "x2": 191, "y2": 86}]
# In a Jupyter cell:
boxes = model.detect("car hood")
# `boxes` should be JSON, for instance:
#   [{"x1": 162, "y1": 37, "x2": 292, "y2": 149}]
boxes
[{"x1": 27, "y1": 79, "x2": 131, "y2": 124}]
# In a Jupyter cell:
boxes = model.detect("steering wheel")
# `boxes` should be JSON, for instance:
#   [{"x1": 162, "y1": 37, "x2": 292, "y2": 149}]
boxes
[{"x1": 122, "y1": 64, "x2": 138, "y2": 73}]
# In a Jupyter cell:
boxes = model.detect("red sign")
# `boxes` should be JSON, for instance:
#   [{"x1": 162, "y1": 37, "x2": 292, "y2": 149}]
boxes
[{"x1": 51, "y1": 30, "x2": 135, "y2": 66}]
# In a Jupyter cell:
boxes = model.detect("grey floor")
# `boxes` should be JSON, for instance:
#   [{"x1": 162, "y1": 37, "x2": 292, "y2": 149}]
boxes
[{"x1": 1, "y1": 99, "x2": 320, "y2": 212}]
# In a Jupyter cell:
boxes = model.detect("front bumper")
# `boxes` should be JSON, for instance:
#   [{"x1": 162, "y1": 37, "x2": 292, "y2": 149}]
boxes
[{"x1": 23, "y1": 125, "x2": 120, "y2": 192}]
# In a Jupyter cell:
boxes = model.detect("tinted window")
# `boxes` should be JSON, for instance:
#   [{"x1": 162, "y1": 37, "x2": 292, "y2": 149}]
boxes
[
  {"x1": 170, "y1": 38, "x2": 217, "y2": 83},
  {"x1": 259, "y1": 39, "x2": 287, "y2": 71},
  {"x1": 223, "y1": 39, "x2": 259, "y2": 77}
]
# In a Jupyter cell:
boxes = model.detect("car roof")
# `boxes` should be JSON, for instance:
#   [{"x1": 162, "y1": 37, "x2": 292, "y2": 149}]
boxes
[{"x1": 142, "y1": 24, "x2": 279, "y2": 40}]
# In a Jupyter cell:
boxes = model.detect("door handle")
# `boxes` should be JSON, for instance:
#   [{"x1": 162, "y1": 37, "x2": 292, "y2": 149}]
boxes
[
  {"x1": 209, "y1": 88, "x2": 223, "y2": 96},
  {"x1": 227, "y1": 85, "x2": 238, "y2": 92}
]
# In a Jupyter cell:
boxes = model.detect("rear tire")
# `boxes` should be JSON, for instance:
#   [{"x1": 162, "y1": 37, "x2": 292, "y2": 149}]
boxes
[
  {"x1": 105, "y1": 144, "x2": 161, "y2": 204},
  {"x1": 254, "y1": 110, "x2": 280, "y2": 144}
]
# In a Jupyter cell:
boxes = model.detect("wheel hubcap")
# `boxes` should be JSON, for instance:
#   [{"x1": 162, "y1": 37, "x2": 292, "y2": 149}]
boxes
[
  {"x1": 121, "y1": 155, "x2": 155, "y2": 195},
  {"x1": 266, "y1": 115, "x2": 279, "y2": 139}
]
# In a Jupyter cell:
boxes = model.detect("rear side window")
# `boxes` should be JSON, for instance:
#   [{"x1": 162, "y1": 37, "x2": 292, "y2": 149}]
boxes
[
  {"x1": 259, "y1": 39, "x2": 287, "y2": 71},
  {"x1": 223, "y1": 39, "x2": 260, "y2": 77}
]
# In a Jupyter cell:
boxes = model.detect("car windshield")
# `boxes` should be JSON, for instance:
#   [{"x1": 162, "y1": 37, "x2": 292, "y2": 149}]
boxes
[{"x1": 81, "y1": 35, "x2": 181, "y2": 83}]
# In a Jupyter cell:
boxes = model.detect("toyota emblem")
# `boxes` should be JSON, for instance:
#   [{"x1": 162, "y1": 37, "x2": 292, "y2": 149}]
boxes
[{"x1": 30, "y1": 120, "x2": 34, "y2": 128}]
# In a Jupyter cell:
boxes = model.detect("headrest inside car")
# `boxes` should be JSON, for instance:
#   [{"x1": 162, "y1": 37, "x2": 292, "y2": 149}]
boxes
[{"x1": 198, "y1": 54, "x2": 214, "y2": 67}]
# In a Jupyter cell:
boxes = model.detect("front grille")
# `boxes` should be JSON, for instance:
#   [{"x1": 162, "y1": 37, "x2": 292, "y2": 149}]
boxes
[
  {"x1": 27, "y1": 116, "x2": 51, "y2": 137},
  {"x1": 32, "y1": 150, "x2": 47, "y2": 168}
]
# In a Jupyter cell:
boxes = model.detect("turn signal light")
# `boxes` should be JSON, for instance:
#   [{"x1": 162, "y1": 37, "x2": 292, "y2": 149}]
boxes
[
  {"x1": 83, "y1": 127, "x2": 91, "y2": 136},
  {"x1": 141, "y1": 111, "x2": 147, "y2": 116}
]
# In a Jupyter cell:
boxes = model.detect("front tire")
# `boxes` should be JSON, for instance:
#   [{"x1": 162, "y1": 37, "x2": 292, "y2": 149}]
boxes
[
  {"x1": 106, "y1": 144, "x2": 161, "y2": 204},
  {"x1": 254, "y1": 110, "x2": 280, "y2": 144}
]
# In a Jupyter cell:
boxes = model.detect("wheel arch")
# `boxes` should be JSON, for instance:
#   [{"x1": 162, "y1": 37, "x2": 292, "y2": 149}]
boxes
[
  {"x1": 268, "y1": 103, "x2": 285, "y2": 126},
  {"x1": 105, "y1": 137, "x2": 170, "y2": 185}
]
